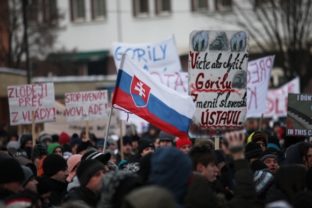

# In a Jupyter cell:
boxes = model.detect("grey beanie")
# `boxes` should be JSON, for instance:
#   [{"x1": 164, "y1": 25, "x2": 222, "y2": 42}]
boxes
[
  {"x1": 21, "y1": 165, "x2": 34, "y2": 186},
  {"x1": 76, "y1": 159, "x2": 104, "y2": 186}
]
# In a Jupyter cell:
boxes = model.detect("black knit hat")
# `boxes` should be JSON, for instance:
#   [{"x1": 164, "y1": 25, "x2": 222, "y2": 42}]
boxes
[
  {"x1": 245, "y1": 141, "x2": 262, "y2": 160},
  {"x1": 43, "y1": 154, "x2": 67, "y2": 177},
  {"x1": 0, "y1": 158, "x2": 24, "y2": 184},
  {"x1": 76, "y1": 159, "x2": 104, "y2": 186},
  {"x1": 81, "y1": 149, "x2": 111, "y2": 165}
]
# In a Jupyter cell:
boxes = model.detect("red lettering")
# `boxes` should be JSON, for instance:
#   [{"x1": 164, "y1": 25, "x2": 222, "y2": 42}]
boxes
[{"x1": 190, "y1": 51, "x2": 199, "y2": 69}]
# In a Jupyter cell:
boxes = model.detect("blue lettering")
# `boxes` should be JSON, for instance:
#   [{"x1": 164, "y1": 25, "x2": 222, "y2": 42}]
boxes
[{"x1": 114, "y1": 46, "x2": 123, "y2": 61}]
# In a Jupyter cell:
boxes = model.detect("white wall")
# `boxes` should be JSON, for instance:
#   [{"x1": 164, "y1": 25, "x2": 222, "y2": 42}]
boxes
[{"x1": 55, "y1": 0, "x2": 247, "y2": 54}]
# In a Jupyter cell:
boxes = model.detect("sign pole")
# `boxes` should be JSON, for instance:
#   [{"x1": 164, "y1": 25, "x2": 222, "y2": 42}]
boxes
[
  {"x1": 120, "y1": 120, "x2": 124, "y2": 160},
  {"x1": 103, "y1": 107, "x2": 113, "y2": 153},
  {"x1": 31, "y1": 111, "x2": 36, "y2": 147}
]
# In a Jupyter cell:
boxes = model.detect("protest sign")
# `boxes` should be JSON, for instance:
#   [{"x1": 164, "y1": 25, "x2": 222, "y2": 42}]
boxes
[
  {"x1": 8, "y1": 83, "x2": 55, "y2": 125},
  {"x1": 189, "y1": 31, "x2": 248, "y2": 129},
  {"x1": 246, "y1": 56, "x2": 274, "y2": 118},
  {"x1": 264, "y1": 77, "x2": 300, "y2": 118},
  {"x1": 113, "y1": 36, "x2": 181, "y2": 73},
  {"x1": 287, "y1": 93, "x2": 312, "y2": 136},
  {"x1": 64, "y1": 90, "x2": 109, "y2": 122}
]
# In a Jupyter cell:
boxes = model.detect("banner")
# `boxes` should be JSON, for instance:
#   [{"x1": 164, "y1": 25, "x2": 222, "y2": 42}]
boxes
[
  {"x1": 287, "y1": 93, "x2": 312, "y2": 137},
  {"x1": 246, "y1": 56, "x2": 275, "y2": 118},
  {"x1": 8, "y1": 83, "x2": 55, "y2": 125},
  {"x1": 264, "y1": 77, "x2": 300, "y2": 118},
  {"x1": 113, "y1": 36, "x2": 181, "y2": 73},
  {"x1": 64, "y1": 90, "x2": 109, "y2": 122},
  {"x1": 189, "y1": 31, "x2": 248, "y2": 129}
]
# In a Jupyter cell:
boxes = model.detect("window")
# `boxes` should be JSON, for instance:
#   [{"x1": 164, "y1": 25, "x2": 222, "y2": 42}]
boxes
[
  {"x1": 70, "y1": 0, "x2": 86, "y2": 22},
  {"x1": 91, "y1": 0, "x2": 106, "y2": 20},
  {"x1": 155, "y1": 0, "x2": 171, "y2": 15},
  {"x1": 191, "y1": 0, "x2": 209, "y2": 12},
  {"x1": 42, "y1": 0, "x2": 58, "y2": 23},
  {"x1": 133, "y1": 0, "x2": 149, "y2": 17},
  {"x1": 28, "y1": 0, "x2": 39, "y2": 22},
  {"x1": 215, "y1": 0, "x2": 232, "y2": 12}
]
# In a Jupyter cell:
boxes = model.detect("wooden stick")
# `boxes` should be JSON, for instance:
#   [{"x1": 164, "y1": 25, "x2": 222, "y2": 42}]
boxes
[
  {"x1": 103, "y1": 107, "x2": 113, "y2": 153},
  {"x1": 31, "y1": 111, "x2": 36, "y2": 147},
  {"x1": 85, "y1": 120, "x2": 89, "y2": 140},
  {"x1": 120, "y1": 120, "x2": 124, "y2": 160}
]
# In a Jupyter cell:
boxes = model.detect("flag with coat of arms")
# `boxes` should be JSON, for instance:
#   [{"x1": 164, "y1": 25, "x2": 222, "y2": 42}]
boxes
[{"x1": 112, "y1": 54, "x2": 196, "y2": 138}]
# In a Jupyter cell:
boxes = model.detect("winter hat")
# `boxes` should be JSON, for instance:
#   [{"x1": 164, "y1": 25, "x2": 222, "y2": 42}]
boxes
[
  {"x1": 81, "y1": 149, "x2": 111, "y2": 165},
  {"x1": 123, "y1": 186, "x2": 176, "y2": 208},
  {"x1": 19, "y1": 134, "x2": 32, "y2": 148},
  {"x1": 175, "y1": 137, "x2": 192, "y2": 149},
  {"x1": 38, "y1": 133, "x2": 52, "y2": 144},
  {"x1": 66, "y1": 154, "x2": 82, "y2": 182},
  {"x1": 138, "y1": 139, "x2": 154, "y2": 154},
  {"x1": 21, "y1": 165, "x2": 34, "y2": 186},
  {"x1": 260, "y1": 149, "x2": 278, "y2": 162},
  {"x1": 267, "y1": 135, "x2": 281, "y2": 152},
  {"x1": 149, "y1": 147, "x2": 192, "y2": 205},
  {"x1": 0, "y1": 158, "x2": 24, "y2": 184},
  {"x1": 6, "y1": 141, "x2": 20, "y2": 151},
  {"x1": 247, "y1": 131, "x2": 268, "y2": 146},
  {"x1": 43, "y1": 154, "x2": 67, "y2": 177},
  {"x1": 158, "y1": 131, "x2": 175, "y2": 141},
  {"x1": 32, "y1": 143, "x2": 48, "y2": 158},
  {"x1": 76, "y1": 159, "x2": 104, "y2": 186},
  {"x1": 245, "y1": 141, "x2": 262, "y2": 160},
  {"x1": 59, "y1": 132, "x2": 70, "y2": 145},
  {"x1": 47, "y1": 143, "x2": 62, "y2": 154},
  {"x1": 254, "y1": 170, "x2": 274, "y2": 195},
  {"x1": 6, "y1": 141, "x2": 20, "y2": 155}
]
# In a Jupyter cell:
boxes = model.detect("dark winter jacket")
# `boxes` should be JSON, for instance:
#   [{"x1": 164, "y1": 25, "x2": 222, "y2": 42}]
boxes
[{"x1": 66, "y1": 186, "x2": 101, "y2": 207}]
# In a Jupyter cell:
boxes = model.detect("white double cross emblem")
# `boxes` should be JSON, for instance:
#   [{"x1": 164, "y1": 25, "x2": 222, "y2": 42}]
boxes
[{"x1": 134, "y1": 81, "x2": 146, "y2": 98}]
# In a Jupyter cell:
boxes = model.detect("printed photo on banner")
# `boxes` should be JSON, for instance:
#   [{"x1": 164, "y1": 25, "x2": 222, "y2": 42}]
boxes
[
  {"x1": 7, "y1": 83, "x2": 56, "y2": 125},
  {"x1": 246, "y1": 55, "x2": 275, "y2": 118},
  {"x1": 64, "y1": 90, "x2": 109, "y2": 122},
  {"x1": 189, "y1": 31, "x2": 248, "y2": 130},
  {"x1": 264, "y1": 77, "x2": 300, "y2": 118},
  {"x1": 286, "y1": 93, "x2": 312, "y2": 137}
]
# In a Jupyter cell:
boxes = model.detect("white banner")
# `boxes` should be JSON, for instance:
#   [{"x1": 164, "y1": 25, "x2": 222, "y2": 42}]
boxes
[
  {"x1": 112, "y1": 36, "x2": 181, "y2": 73},
  {"x1": 64, "y1": 90, "x2": 109, "y2": 122},
  {"x1": 264, "y1": 77, "x2": 300, "y2": 118},
  {"x1": 189, "y1": 31, "x2": 248, "y2": 128},
  {"x1": 246, "y1": 56, "x2": 275, "y2": 118},
  {"x1": 8, "y1": 83, "x2": 55, "y2": 125}
]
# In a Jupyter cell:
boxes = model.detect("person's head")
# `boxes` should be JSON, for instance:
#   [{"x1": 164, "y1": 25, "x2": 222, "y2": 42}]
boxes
[
  {"x1": 301, "y1": 142, "x2": 312, "y2": 169},
  {"x1": 138, "y1": 139, "x2": 154, "y2": 157},
  {"x1": 120, "y1": 136, "x2": 133, "y2": 155},
  {"x1": 189, "y1": 145, "x2": 218, "y2": 182},
  {"x1": 131, "y1": 135, "x2": 140, "y2": 151},
  {"x1": 158, "y1": 132, "x2": 174, "y2": 148},
  {"x1": 0, "y1": 157, "x2": 24, "y2": 193},
  {"x1": 22, "y1": 165, "x2": 38, "y2": 193},
  {"x1": 248, "y1": 131, "x2": 268, "y2": 151},
  {"x1": 260, "y1": 150, "x2": 279, "y2": 174},
  {"x1": 43, "y1": 154, "x2": 68, "y2": 182},
  {"x1": 76, "y1": 159, "x2": 104, "y2": 192},
  {"x1": 19, "y1": 134, "x2": 33, "y2": 149},
  {"x1": 47, "y1": 143, "x2": 63, "y2": 156},
  {"x1": 66, "y1": 154, "x2": 82, "y2": 182},
  {"x1": 175, "y1": 137, "x2": 192, "y2": 154},
  {"x1": 245, "y1": 141, "x2": 262, "y2": 161}
]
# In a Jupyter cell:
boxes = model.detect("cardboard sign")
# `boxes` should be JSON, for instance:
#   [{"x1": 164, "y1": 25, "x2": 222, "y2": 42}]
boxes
[
  {"x1": 246, "y1": 56, "x2": 274, "y2": 118},
  {"x1": 8, "y1": 83, "x2": 55, "y2": 125},
  {"x1": 64, "y1": 90, "x2": 109, "y2": 122},
  {"x1": 112, "y1": 36, "x2": 181, "y2": 73},
  {"x1": 287, "y1": 93, "x2": 312, "y2": 137},
  {"x1": 189, "y1": 31, "x2": 248, "y2": 129},
  {"x1": 264, "y1": 77, "x2": 300, "y2": 118}
]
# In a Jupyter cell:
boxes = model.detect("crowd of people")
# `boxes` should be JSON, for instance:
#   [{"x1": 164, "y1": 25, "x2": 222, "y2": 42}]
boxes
[{"x1": 0, "y1": 119, "x2": 312, "y2": 208}]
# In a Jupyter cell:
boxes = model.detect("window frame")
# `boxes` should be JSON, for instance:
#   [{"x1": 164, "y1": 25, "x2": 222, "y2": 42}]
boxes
[{"x1": 70, "y1": 0, "x2": 86, "y2": 23}]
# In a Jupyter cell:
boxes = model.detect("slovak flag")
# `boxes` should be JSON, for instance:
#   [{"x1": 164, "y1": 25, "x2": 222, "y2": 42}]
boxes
[{"x1": 112, "y1": 54, "x2": 196, "y2": 138}]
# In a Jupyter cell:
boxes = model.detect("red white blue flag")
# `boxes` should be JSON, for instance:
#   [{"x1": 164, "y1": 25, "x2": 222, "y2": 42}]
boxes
[{"x1": 112, "y1": 55, "x2": 195, "y2": 138}]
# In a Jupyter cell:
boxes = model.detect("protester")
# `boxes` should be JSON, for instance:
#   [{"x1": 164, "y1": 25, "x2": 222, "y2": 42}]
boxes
[
  {"x1": 175, "y1": 136, "x2": 192, "y2": 154},
  {"x1": 158, "y1": 131, "x2": 174, "y2": 148}
]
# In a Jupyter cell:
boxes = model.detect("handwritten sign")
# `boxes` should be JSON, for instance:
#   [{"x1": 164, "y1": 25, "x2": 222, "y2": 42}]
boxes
[
  {"x1": 189, "y1": 31, "x2": 248, "y2": 129},
  {"x1": 287, "y1": 93, "x2": 312, "y2": 136},
  {"x1": 8, "y1": 83, "x2": 55, "y2": 125},
  {"x1": 246, "y1": 56, "x2": 274, "y2": 118},
  {"x1": 264, "y1": 77, "x2": 300, "y2": 118},
  {"x1": 64, "y1": 90, "x2": 109, "y2": 122},
  {"x1": 112, "y1": 36, "x2": 181, "y2": 73}
]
